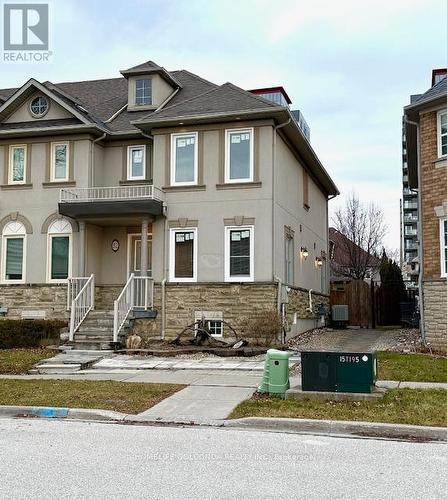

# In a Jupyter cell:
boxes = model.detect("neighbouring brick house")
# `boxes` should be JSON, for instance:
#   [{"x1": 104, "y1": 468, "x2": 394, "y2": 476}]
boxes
[
  {"x1": 404, "y1": 68, "x2": 447, "y2": 351},
  {"x1": 0, "y1": 60, "x2": 338, "y2": 348}
]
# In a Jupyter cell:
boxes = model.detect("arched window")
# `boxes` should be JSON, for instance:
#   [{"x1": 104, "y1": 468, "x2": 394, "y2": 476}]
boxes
[
  {"x1": 2, "y1": 221, "x2": 26, "y2": 282},
  {"x1": 47, "y1": 219, "x2": 72, "y2": 282}
]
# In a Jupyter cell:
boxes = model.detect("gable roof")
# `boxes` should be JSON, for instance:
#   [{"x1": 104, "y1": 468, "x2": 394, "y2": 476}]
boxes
[{"x1": 120, "y1": 59, "x2": 182, "y2": 88}]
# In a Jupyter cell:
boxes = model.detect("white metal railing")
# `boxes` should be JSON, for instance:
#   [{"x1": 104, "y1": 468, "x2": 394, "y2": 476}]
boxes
[
  {"x1": 113, "y1": 274, "x2": 154, "y2": 343},
  {"x1": 60, "y1": 185, "x2": 164, "y2": 203},
  {"x1": 69, "y1": 274, "x2": 95, "y2": 341},
  {"x1": 67, "y1": 277, "x2": 89, "y2": 310}
]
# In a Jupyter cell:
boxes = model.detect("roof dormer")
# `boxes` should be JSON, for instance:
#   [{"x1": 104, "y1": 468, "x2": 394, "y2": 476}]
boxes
[{"x1": 120, "y1": 60, "x2": 181, "y2": 112}]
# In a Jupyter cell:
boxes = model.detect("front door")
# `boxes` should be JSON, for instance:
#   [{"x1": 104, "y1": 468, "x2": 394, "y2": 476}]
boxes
[{"x1": 128, "y1": 234, "x2": 152, "y2": 277}]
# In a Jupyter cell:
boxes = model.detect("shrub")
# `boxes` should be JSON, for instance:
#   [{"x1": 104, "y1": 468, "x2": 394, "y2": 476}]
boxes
[
  {"x1": 0, "y1": 320, "x2": 67, "y2": 349},
  {"x1": 239, "y1": 310, "x2": 283, "y2": 346}
]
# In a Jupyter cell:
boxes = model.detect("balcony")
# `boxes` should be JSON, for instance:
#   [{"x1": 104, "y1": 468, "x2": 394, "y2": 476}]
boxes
[
  {"x1": 405, "y1": 228, "x2": 418, "y2": 236},
  {"x1": 404, "y1": 214, "x2": 418, "y2": 223},
  {"x1": 59, "y1": 185, "x2": 165, "y2": 219},
  {"x1": 403, "y1": 202, "x2": 418, "y2": 210}
]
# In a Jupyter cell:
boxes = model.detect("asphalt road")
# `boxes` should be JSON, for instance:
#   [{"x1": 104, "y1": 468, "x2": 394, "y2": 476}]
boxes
[{"x1": 0, "y1": 418, "x2": 446, "y2": 500}]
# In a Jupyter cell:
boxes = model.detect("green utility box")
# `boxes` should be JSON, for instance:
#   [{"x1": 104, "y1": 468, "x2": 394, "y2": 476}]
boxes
[
  {"x1": 259, "y1": 349, "x2": 290, "y2": 395},
  {"x1": 301, "y1": 351, "x2": 377, "y2": 393}
]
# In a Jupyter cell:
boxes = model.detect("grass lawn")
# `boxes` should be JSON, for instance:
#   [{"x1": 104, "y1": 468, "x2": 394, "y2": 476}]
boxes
[
  {"x1": 0, "y1": 349, "x2": 55, "y2": 374},
  {"x1": 0, "y1": 379, "x2": 185, "y2": 414},
  {"x1": 230, "y1": 389, "x2": 447, "y2": 427},
  {"x1": 377, "y1": 351, "x2": 447, "y2": 382}
]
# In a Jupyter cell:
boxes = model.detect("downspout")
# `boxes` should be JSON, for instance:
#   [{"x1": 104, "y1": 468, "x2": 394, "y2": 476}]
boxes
[
  {"x1": 272, "y1": 118, "x2": 292, "y2": 281},
  {"x1": 404, "y1": 116, "x2": 425, "y2": 344},
  {"x1": 161, "y1": 211, "x2": 169, "y2": 340},
  {"x1": 274, "y1": 274, "x2": 284, "y2": 342}
]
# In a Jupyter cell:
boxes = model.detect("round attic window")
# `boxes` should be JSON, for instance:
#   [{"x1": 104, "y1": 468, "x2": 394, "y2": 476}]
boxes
[{"x1": 29, "y1": 96, "x2": 49, "y2": 117}]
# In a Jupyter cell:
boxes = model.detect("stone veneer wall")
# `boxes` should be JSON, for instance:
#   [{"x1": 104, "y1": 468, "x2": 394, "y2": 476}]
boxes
[
  {"x1": 133, "y1": 282, "x2": 328, "y2": 343},
  {"x1": 0, "y1": 285, "x2": 68, "y2": 319},
  {"x1": 423, "y1": 281, "x2": 447, "y2": 351}
]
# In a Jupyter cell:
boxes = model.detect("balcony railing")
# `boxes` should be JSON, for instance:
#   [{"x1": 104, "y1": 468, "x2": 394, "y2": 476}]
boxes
[
  {"x1": 60, "y1": 185, "x2": 165, "y2": 203},
  {"x1": 403, "y1": 202, "x2": 418, "y2": 210}
]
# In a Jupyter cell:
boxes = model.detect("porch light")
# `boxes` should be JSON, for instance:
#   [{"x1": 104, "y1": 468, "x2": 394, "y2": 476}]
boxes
[
  {"x1": 315, "y1": 257, "x2": 323, "y2": 268},
  {"x1": 300, "y1": 247, "x2": 309, "y2": 260}
]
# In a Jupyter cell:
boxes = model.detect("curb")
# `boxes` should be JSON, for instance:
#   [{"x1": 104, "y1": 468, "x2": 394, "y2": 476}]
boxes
[
  {"x1": 0, "y1": 405, "x2": 126, "y2": 422},
  {"x1": 224, "y1": 417, "x2": 447, "y2": 442}
]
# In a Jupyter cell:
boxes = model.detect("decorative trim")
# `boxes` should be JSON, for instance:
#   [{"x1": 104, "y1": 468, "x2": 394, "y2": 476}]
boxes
[
  {"x1": 254, "y1": 127, "x2": 260, "y2": 181},
  {"x1": 151, "y1": 119, "x2": 275, "y2": 135},
  {"x1": 1, "y1": 183, "x2": 33, "y2": 190},
  {"x1": 218, "y1": 129, "x2": 225, "y2": 184},
  {"x1": 165, "y1": 134, "x2": 171, "y2": 186},
  {"x1": 163, "y1": 184, "x2": 206, "y2": 193},
  {"x1": 168, "y1": 219, "x2": 198, "y2": 229},
  {"x1": 41, "y1": 212, "x2": 78, "y2": 234},
  {"x1": 216, "y1": 181, "x2": 262, "y2": 190},
  {"x1": 223, "y1": 216, "x2": 255, "y2": 227},
  {"x1": 42, "y1": 181, "x2": 76, "y2": 188},
  {"x1": 0, "y1": 212, "x2": 33, "y2": 234}
]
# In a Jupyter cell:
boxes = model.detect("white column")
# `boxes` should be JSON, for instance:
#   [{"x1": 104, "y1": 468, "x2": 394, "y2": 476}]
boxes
[
  {"x1": 140, "y1": 218, "x2": 149, "y2": 277},
  {"x1": 79, "y1": 221, "x2": 86, "y2": 276}
]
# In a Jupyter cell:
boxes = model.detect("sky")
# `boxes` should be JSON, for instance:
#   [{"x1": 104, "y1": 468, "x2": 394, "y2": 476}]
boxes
[{"x1": 2, "y1": 0, "x2": 447, "y2": 251}]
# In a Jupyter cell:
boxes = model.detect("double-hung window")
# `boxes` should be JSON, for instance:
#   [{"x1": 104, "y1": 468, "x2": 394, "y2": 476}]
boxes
[
  {"x1": 9, "y1": 145, "x2": 27, "y2": 184},
  {"x1": 170, "y1": 228, "x2": 197, "y2": 282},
  {"x1": 171, "y1": 132, "x2": 198, "y2": 186},
  {"x1": 135, "y1": 79, "x2": 152, "y2": 106},
  {"x1": 225, "y1": 128, "x2": 254, "y2": 183},
  {"x1": 51, "y1": 143, "x2": 69, "y2": 182},
  {"x1": 127, "y1": 145, "x2": 146, "y2": 180},
  {"x1": 438, "y1": 110, "x2": 447, "y2": 158},
  {"x1": 47, "y1": 220, "x2": 72, "y2": 282},
  {"x1": 225, "y1": 226, "x2": 254, "y2": 282},
  {"x1": 2, "y1": 221, "x2": 26, "y2": 283},
  {"x1": 440, "y1": 218, "x2": 447, "y2": 278}
]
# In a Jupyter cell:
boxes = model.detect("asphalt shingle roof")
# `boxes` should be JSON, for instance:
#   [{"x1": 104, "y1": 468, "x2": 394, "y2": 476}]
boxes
[
  {"x1": 409, "y1": 76, "x2": 447, "y2": 107},
  {"x1": 138, "y1": 82, "x2": 280, "y2": 123}
]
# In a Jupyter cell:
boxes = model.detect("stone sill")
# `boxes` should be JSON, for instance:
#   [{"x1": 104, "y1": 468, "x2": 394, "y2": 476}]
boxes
[
  {"x1": 1, "y1": 183, "x2": 33, "y2": 190},
  {"x1": 163, "y1": 184, "x2": 206, "y2": 192},
  {"x1": 119, "y1": 180, "x2": 153, "y2": 186},
  {"x1": 434, "y1": 157, "x2": 447, "y2": 168},
  {"x1": 0, "y1": 283, "x2": 67, "y2": 288},
  {"x1": 42, "y1": 181, "x2": 76, "y2": 188},
  {"x1": 216, "y1": 181, "x2": 262, "y2": 190}
]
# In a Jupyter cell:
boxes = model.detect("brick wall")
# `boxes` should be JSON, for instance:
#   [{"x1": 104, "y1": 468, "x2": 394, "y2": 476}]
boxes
[
  {"x1": 419, "y1": 110, "x2": 447, "y2": 351},
  {"x1": 420, "y1": 111, "x2": 444, "y2": 279}
]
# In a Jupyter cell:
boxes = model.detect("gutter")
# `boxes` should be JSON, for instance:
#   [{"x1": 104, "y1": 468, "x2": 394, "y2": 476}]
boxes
[{"x1": 404, "y1": 116, "x2": 425, "y2": 343}]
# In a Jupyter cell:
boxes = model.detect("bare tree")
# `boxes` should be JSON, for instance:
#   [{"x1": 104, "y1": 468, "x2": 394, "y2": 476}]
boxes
[{"x1": 332, "y1": 193, "x2": 387, "y2": 280}]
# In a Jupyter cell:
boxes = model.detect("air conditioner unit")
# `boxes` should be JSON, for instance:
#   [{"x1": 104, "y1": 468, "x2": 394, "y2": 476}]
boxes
[{"x1": 332, "y1": 305, "x2": 349, "y2": 322}]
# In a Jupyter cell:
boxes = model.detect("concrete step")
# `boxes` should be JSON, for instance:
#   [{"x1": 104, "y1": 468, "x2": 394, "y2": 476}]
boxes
[
  {"x1": 78, "y1": 326, "x2": 113, "y2": 333},
  {"x1": 71, "y1": 340, "x2": 117, "y2": 351},
  {"x1": 32, "y1": 363, "x2": 82, "y2": 374},
  {"x1": 88, "y1": 310, "x2": 114, "y2": 318}
]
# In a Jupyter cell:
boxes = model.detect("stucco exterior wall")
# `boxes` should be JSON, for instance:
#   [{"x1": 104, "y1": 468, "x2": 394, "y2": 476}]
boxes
[
  {"x1": 274, "y1": 134, "x2": 329, "y2": 294},
  {"x1": 4, "y1": 91, "x2": 74, "y2": 123}
]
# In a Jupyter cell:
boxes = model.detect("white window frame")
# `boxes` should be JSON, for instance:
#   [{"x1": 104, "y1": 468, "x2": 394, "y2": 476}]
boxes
[
  {"x1": 127, "y1": 145, "x2": 146, "y2": 181},
  {"x1": 46, "y1": 219, "x2": 72, "y2": 283},
  {"x1": 224, "y1": 225, "x2": 254, "y2": 282},
  {"x1": 8, "y1": 145, "x2": 27, "y2": 185},
  {"x1": 285, "y1": 234, "x2": 294, "y2": 285},
  {"x1": 170, "y1": 132, "x2": 198, "y2": 186},
  {"x1": 224, "y1": 128, "x2": 254, "y2": 184},
  {"x1": 135, "y1": 78, "x2": 152, "y2": 106},
  {"x1": 169, "y1": 227, "x2": 198, "y2": 283},
  {"x1": 440, "y1": 218, "x2": 447, "y2": 278},
  {"x1": 437, "y1": 110, "x2": 447, "y2": 158},
  {"x1": 50, "y1": 142, "x2": 70, "y2": 182},
  {"x1": 1, "y1": 222, "x2": 26, "y2": 284}
]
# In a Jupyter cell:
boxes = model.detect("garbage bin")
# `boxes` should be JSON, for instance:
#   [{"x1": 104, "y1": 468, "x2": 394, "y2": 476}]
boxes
[{"x1": 258, "y1": 349, "x2": 290, "y2": 395}]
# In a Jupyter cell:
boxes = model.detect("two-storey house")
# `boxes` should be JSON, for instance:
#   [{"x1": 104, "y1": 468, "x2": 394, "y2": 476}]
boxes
[
  {"x1": 0, "y1": 60, "x2": 338, "y2": 348},
  {"x1": 404, "y1": 69, "x2": 447, "y2": 351}
]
